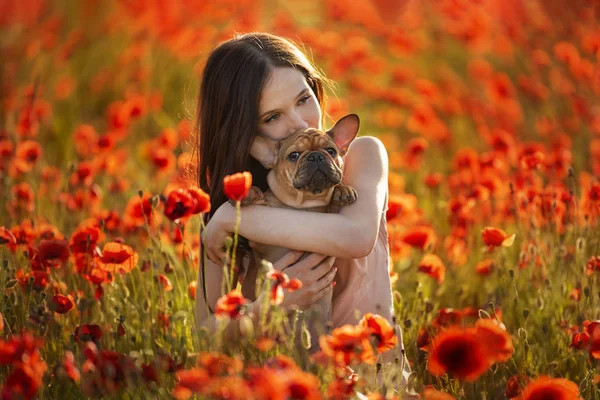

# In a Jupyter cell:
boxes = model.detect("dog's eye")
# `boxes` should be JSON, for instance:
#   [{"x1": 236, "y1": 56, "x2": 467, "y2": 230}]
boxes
[
  {"x1": 288, "y1": 152, "x2": 300, "y2": 162},
  {"x1": 326, "y1": 148, "x2": 337, "y2": 157}
]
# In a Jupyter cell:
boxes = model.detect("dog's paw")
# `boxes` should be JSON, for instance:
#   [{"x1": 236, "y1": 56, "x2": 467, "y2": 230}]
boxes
[
  {"x1": 330, "y1": 184, "x2": 358, "y2": 208},
  {"x1": 236, "y1": 186, "x2": 266, "y2": 207}
]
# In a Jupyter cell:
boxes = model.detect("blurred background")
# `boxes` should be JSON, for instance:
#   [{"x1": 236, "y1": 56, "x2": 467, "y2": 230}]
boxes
[{"x1": 2, "y1": 1, "x2": 598, "y2": 187}]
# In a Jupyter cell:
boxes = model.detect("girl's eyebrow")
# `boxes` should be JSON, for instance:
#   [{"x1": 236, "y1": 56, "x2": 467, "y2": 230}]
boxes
[{"x1": 259, "y1": 88, "x2": 309, "y2": 119}]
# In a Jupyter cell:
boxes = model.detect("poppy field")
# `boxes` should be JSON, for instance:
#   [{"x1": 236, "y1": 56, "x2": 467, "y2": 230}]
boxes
[{"x1": 1, "y1": 0, "x2": 600, "y2": 398}]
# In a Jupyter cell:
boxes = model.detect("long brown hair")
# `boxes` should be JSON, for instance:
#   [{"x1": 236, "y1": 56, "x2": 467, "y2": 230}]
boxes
[{"x1": 195, "y1": 32, "x2": 330, "y2": 219}]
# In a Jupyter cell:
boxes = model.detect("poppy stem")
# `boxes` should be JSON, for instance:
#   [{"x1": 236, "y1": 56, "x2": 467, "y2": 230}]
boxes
[{"x1": 228, "y1": 201, "x2": 242, "y2": 291}]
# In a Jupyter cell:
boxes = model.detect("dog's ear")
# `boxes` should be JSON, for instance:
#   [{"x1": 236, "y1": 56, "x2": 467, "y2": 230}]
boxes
[
  {"x1": 327, "y1": 114, "x2": 360, "y2": 156},
  {"x1": 250, "y1": 136, "x2": 281, "y2": 169}
]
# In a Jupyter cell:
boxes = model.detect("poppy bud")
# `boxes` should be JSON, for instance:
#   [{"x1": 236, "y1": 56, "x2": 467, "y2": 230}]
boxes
[
  {"x1": 51, "y1": 294, "x2": 75, "y2": 314},
  {"x1": 117, "y1": 322, "x2": 126, "y2": 337}
]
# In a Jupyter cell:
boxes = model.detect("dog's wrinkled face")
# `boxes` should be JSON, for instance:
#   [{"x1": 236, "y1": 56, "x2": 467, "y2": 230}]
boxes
[
  {"x1": 283, "y1": 129, "x2": 343, "y2": 194},
  {"x1": 250, "y1": 114, "x2": 360, "y2": 199}
]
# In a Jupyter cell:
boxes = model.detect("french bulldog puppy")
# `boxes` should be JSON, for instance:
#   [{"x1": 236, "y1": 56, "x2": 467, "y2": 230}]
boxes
[{"x1": 241, "y1": 114, "x2": 360, "y2": 351}]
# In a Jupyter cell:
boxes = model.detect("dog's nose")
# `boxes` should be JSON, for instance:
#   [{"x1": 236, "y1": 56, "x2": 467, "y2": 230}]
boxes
[{"x1": 307, "y1": 152, "x2": 325, "y2": 163}]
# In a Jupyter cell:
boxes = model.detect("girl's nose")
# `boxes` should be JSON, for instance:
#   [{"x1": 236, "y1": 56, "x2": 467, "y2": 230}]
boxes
[{"x1": 288, "y1": 113, "x2": 308, "y2": 134}]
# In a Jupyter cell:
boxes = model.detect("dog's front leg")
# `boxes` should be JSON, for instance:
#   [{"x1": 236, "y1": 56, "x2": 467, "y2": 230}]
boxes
[
  {"x1": 229, "y1": 186, "x2": 268, "y2": 207},
  {"x1": 328, "y1": 184, "x2": 358, "y2": 213}
]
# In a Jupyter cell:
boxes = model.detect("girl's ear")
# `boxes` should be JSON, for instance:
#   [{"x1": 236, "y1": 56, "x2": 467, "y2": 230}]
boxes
[
  {"x1": 250, "y1": 136, "x2": 281, "y2": 169},
  {"x1": 327, "y1": 114, "x2": 360, "y2": 156}
]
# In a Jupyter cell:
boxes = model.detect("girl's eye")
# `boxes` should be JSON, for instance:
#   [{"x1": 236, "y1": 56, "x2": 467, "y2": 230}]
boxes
[
  {"x1": 265, "y1": 114, "x2": 280, "y2": 124},
  {"x1": 326, "y1": 148, "x2": 337, "y2": 157},
  {"x1": 298, "y1": 95, "x2": 311, "y2": 105},
  {"x1": 288, "y1": 152, "x2": 300, "y2": 162}
]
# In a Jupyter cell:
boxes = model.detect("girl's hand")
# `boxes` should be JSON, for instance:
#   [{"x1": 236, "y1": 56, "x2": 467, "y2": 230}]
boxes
[
  {"x1": 201, "y1": 202, "x2": 236, "y2": 265},
  {"x1": 268, "y1": 251, "x2": 337, "y2": 310}
]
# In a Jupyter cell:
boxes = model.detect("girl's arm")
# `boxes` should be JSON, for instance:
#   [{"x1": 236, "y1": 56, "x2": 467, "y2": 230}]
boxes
[{"x1": 203, "y1": 136, "x2": 389, "y2": 262}]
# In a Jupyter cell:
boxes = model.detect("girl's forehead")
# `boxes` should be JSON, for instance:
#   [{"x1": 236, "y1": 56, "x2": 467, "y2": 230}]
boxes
[{"x1": 259, "y1": 67, "x2": 309, "y2": 107}]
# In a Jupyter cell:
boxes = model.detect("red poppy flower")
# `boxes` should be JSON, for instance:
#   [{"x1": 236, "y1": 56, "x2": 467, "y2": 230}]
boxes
[
  {"x1": 74, "y1": 324, "x2": 103, "y2": 343},
  {"x1": 505, "y1": 374, "x2": 532, "y2": 399},
  {"x1": 73, "y1": 125, "x2": 99, "y2": 157},
  {"x1": 474, "y1": 318, "x2": 514, "y2": 363},
  {"x1": 417, "y1": 326, "x2": 432, "y2": 351},
  {"x1": 281, "y1": 368, "x2": 323, "y2": 400},
  {"x1": 223, "y1": 172, "x2": 252, "y2": 202},
  {"x1": 369, "y1": 0, "x2": 408, "y2": 23},
  {"x1": 406, "y1": 137, "x2": 429, "y2": 156},
  {"x1": 141, "y1": 363, "x2": 159, "y2": 384},
  {"x1": 188, "y1": 280, "x2": 197, "y2": 300},
  {"x1": 172, "y1": 368, "x2": 210, "y2": 400},
  {"x1": 520, "y1": 376, "x2": 580, "y2": 399},
  {"x1": 265, "y1": 354, "x2": 299, "y2": 371},
  {"x1": 36, "y1": 239, "x2": 70, "y2": 268},
  {"x1": 418, "y1": 253, "x2": 445, "y2": 284},
  {"x1": 327, "y1": 373, "x2": 361, "y2": 399},
  {"x1": 186, "y1": 186, "x2": 211, "y2": 214},
  {"x1": 164, "y1": 189, "x2": 197, "y2": 221},
  {"x1": 586, "y1": 256, "x2": 600, "y2": 276},
  {"x1": 69, "y1": 219, "x2": 105, "y2": 254},
  {"x1": 428, "y1": 327, "x2": 492, "y2": 382},
  {"x1": 198, "y1": 352, "x2": 243, "y2": 377},
  {"x1": 254, "y1": 336, "x2": 276, "y2": 351},
  {"x1": 401, "y1": 226, "x2": 437, "y2": 250},
  {"x1": 584, "y1": 320, "x2": 600, "y2": 359},
  {"x1": 320, "y1": 324, "x2": 376, "y2": 366},
  {"x1": 61, "y1": 351, "x2": 80, "y2": 383},
  {"x1": 0, "y1": 331, "x2": 44, "y2": 366},
  {"x1": 214, "y1": 291, "x2": 247, "y2": 319},
  {"x1": 15, "y1": 269, "x2": 50, "y2": 291},
  {"x1": 0, "y1": 227, "x2": 17, "y2": 246},
  {"x1": 202, "y1": 376, "x2": 252, "y2": 400},
  {"x1": 266, "y1": 269, "x2": 302, "y2": 305},
  {"x1": 123, "y1": 194, "x2": 154, "y2": 229},
  {"x1": 157, "y1": 128, "x2": 178, "y2": 149},
  {"x1": 81, "y1": 342, "x2": 138, "y2": 397},
  {"x1": 98, "y1": 242, "x2": 138, "y2": 273},
  {"x1": 423, "y1": 386, "x2": 456, "y2": 399},
  {"x1": 51, "y1": 294, "x2": 75, "y2": 314},
  {"x1": 359, "y1": 313, "x2": 398, "y2": 353},
  {"x1": 117, "y1": 323, "x2": 126, "y2": 337},
  {"x1": 570, "y1": 287, "x2": 582, "y2": 301},
  {"x1": 245, "y1": 367, "x2": 288, "y2": 400},
  {"x1": 481, "y1": 227, "x2": 515, "y2": 249},
  {"x1": 157, "y1": 274, "x2": 173, "y2": 292},
  {"x1": 475, "y1": 259, "x2": 495, "y2": 276},
  {"x1": 157, "y1": 312, "x2": 170, "y2": 329},
  {"x1": 1, "y1": 355, "x2": 47, "y2": 400},
  {"x1": 433, "y1": 308, "x2": 463, "y2": 328},
  {"x1": 520, "y1": 151, "x2": 545, "y2": 171},
  {"x1": 424, "y1": 173, "x2": 443, "y2": 189}
]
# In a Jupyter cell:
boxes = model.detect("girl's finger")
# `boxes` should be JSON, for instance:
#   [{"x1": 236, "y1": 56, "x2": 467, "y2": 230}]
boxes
[
  {"x1": 274, "y1": 250, "x2": 305, "y2": 271},
  {"x1": 317, "y1": 265, "x2": 337, "y2": 284},
  {"x1": 303, "y1": 253, "x2": 328, "y2": 269},
  {"x1": 313, "y1": 282, "x2": 333, "y2": 302},
  {"x1": 310, "y1": 257, "x2": 335, "y2": 281}
]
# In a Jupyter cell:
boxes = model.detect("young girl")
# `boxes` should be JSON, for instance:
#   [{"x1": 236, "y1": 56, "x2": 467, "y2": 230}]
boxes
[{"x1": 194, "y1": 32, "x2": 417, "y2": 396}]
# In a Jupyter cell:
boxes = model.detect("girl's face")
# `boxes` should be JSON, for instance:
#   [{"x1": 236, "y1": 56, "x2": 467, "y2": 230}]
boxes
[{"x1": 257, "y1": 67, "x2": 322, "y2": 141}]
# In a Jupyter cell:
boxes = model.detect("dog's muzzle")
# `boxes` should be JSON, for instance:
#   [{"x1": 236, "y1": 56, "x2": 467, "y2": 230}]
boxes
[{"x1": 293, "y1": 152, "x2": 342, "y2": 194}]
